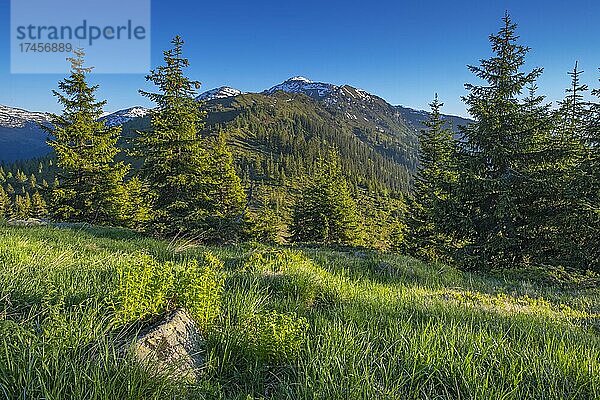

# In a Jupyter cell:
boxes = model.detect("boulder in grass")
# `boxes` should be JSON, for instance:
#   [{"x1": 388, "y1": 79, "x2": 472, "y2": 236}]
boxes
[
  {"x1": 7, "y1": 218, "x2": 48, "y2": 227},
  {"x1": 129, "y1": 308, "x2": 205, "y2": 383}
]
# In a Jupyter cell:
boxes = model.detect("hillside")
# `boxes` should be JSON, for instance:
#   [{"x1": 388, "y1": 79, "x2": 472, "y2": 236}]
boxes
[
  {"x1": 0, "y1": 77, "x2": 470, "y2": 169},
  {"x1": 203, "y1": 91, "x2": 418, "y2": 192},
  {"x1": 112, "y1": 88, "x2": 419, "y2": 192},
  {"x1": 0, "y1": 224, "x2": 598, "y2": 399}
]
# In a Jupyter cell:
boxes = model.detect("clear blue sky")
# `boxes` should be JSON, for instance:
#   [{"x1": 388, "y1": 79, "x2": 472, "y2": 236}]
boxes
[{"x1": 1, "y1": 0, "x2": 599, "y2": 117}]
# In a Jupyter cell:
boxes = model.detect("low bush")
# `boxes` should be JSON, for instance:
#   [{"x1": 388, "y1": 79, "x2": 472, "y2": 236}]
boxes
[
  {"x1": 235, "y1": 310, "x2": 308, "y2": 363},
  {"x1": 112, "y1": 252, "x2": 224, "y2": 329}
]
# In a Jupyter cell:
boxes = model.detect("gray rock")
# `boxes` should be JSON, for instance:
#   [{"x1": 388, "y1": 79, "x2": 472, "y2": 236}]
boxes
[
  {"x1": 352, "y1": 251, "x2": 368, "y2": 259},
  {"x1": 51, "y1": 222, "x2": 89, "y2": 229},
  {"x1": 129, "y1": 308, "x2": 204, "y2": 383},
  {"x1": 7, "y1": 218, "x2": 48, "y2": 226}
]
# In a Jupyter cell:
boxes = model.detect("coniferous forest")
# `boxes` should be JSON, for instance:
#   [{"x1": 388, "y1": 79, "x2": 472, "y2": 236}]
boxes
[
  {"x1": 0, "y1": 13, "x2": 599, "y2": 400},
  {"x1": 2, "y1": 16, "x2": 597, "y2": 273}
]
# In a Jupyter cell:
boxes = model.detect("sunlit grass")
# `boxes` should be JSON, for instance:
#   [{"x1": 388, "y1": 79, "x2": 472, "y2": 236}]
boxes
[{"x1": 0, "y1": 224, "x2": 598, "y2": 399}]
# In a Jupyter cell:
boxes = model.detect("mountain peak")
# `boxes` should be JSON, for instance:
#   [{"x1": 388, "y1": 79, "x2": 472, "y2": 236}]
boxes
[
  {"x1": 196, "y1": 86, "x2": 243, "y2": 101},
  {"x1": 265, "y1": 77, "x2": 335, "y2": 99},
  {"x1": 285, "y1": 76, "x2": 313, "y2": 83}
]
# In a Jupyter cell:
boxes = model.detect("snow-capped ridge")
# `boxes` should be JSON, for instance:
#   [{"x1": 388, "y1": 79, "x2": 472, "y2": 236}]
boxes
[
  {"x1": 263, "y1": 76, "x2": 381, "y2": 104},
  {"x1": 0, "y1": 105, "x2": 50, "y2": 129},
  {"x1": 265, "y1": 76, "x2": 336, "y2": 99},
  {"x1": 286, "y1": 76, "x2": 313, "y2": 83},
  {"x1": 196, "y1": 86, "x2": 243, "y2": 101},
  {"x1": 100, "y1": 106, "x2": 150, "y2": 127}
]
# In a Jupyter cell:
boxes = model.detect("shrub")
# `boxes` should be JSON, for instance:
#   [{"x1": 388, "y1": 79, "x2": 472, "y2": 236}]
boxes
[
  {"x1": 236, "y1": 310, "x2": 308, "y2": 363},
  {"x1": 112, "y1": 252, "x2": 224, "y2": 329},
  {"x1": 242, "y1": 248, "x2": 291, "y2": 274},
  {"x1": 174, "y1": 253, "x2": 225, "y2": 328}
]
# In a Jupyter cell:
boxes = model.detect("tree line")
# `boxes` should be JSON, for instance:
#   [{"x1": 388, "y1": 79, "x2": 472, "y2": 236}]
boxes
[
  {"x1": 0, "y1": 161, "x2": 52, "y2": 220},
  {"x1": 2, "y1": 15, "x2": 596, "y2": 273}
]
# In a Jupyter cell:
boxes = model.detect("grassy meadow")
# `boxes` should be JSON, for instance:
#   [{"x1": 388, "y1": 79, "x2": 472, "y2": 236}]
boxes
[{"x1": 0, "y1": 224, "x2": 598, "y2": 399}]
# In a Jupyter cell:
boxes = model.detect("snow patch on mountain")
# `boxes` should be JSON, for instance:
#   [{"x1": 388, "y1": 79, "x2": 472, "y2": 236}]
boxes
[
  {"x1": 100, "y1": 107, "x2": 150, "y2": 127},
  {"x1": 196, "y1": 87, "x2": 243, "y2": 101},
  {"x1": 265, "y1": 76, "x2": 336, "y2": 99},
  {"x1": 287, "y1": 76, "x2": 313, "y2": 83},
  {"x1": 0, "y1": 105, "x2": 50, "y2": 129}
]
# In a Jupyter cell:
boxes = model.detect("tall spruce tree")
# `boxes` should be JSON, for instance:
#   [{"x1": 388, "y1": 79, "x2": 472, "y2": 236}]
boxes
[
  {"x1": 547, "y1": 63, "x2": 592, "y2": 269},
  {"x1": 457, "y1": 14, "x2": 547, "y2": 269},
  {"x1": 407, "y1": 95, "x2": 459, "y2": 262},
  {"x1": 554, "y1": 64, "x2": 600, "y2": 271},
  {"x1": 514, "y1": 84, "x2": 562, "y2": 266},
  {"x1": 44, "y1": 49, "x2": 129, "y2": 224},
  {"x1": 138, "y1": 36, "x2": 245, "y2": 238},
  {"x1": 586, "y1": 75, "x2": 600, "y2": 270},
  {"x1": 291, "y1": 150, "x2": 359, "y2": 245}
]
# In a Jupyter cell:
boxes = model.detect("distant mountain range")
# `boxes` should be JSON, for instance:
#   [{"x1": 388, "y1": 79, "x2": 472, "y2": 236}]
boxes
[
  {"x1": 0, "y1": 105, "x2": 51, "y2": 162},
  {"x1": 0, "y1": 77, "x2": 471, "y2": 164}
]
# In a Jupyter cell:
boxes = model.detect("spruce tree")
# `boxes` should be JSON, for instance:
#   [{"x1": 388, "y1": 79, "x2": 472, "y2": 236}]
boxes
[
  {"x1": 16, "y1": 171, "x2": 27, "y2": 186},
  {"x1": 559, "y1": 63, "x2": 590, "y2": 141},
  {"x1": 31, "y1": 191, "x2": 48, "y2": 219},
  {"x1": 407, "y1": 95, "x2": 459, "y2": 262},
  {"x1": 291, "y1": 150, "x2": 359, "y2": 245},
  {"x1": 0, "y1": 186, "x2": 10, "y2": 220},
  {"x1": 568, "y1": 67, "x2": 600, "y2": 271},
  {"x1": 138, "y1": 36, "x2": 245, "y2": 238},
  {"x1": 457, "y1": 14, "x2": 546, "y2": 269},
  {"x1": 197, "y1": 134, "x2": 246, "y2": 240},
  {"x1": 116, "y1": 177, "x2": 154, "y2": 230},
  {"x1": 586, "y1": 78, "x2": 600, "y2": 270},
  {"x1": 13, "y1": 193, "x2": 31, "y2": 220},
  {"x1": 547, "y1": 63, "x2": 591, "y2": 269},
  {"x1": 29, "y1": 174, "x2": 37, "y2": 190},
  {"x1": 513, "y1": 84, "x2": 561, "y2": 266},
  {"x1": 44, "y1": 49, "x2": 129, "y2": 224}
]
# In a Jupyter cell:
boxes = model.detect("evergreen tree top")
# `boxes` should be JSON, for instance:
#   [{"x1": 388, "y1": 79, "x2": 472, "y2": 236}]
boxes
[
  {"x1": 464, "y1": 13, "x2": 542, "y2": 101},
  {"x1": 67, "y1": 48, "x2": 94, "y2": 75},
  {"x1": 140, "y1": 36, "x2": 202, "y2": 108},
  {"x1": 561, "y1": 62, "x2": 589, "y2": 109},
  {"x1": 51, "y1": 48, "x2": 106, "y2": 121},
  {"x1": 559, "y1": 62, "x2": 590, "y2": 137},
  {"x1": 422, "y1": 94, "x2": 448, "y2": 132}
]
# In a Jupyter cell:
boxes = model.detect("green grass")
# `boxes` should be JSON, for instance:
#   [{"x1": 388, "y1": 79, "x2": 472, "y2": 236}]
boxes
[{"x1": 0, "y1": 224, "x2": 598, "y2": 399}]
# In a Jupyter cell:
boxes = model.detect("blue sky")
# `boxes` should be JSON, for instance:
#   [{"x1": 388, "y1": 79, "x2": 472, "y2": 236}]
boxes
[{"x1": 1, "y1": 0, "x2": 599, "y2": 117}]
